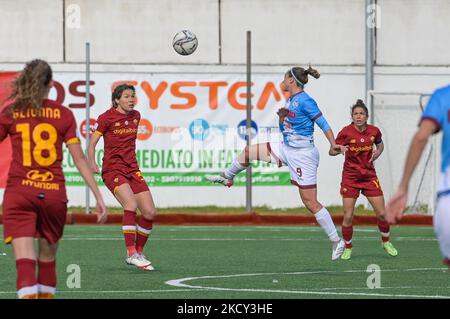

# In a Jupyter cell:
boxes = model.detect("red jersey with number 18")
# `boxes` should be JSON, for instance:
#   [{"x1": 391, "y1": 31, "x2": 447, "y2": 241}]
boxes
[
  {"x1": 0, "y1": 99, "x2": 80, "y2": 201},
  {"x1": 94, "y1": 107, "x2": 140, "y2": 176}
]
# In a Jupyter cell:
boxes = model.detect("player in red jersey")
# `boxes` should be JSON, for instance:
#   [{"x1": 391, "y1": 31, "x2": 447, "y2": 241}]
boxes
[
  {"x1": 88, "y1": 84, "x2": 156, "y2": 271},
  {"x1": 0, "y1": 60, "x2": 107, "y2": 299},
  {"x1": 330, "y1": 99, "x2": 398, "y2": 260}
]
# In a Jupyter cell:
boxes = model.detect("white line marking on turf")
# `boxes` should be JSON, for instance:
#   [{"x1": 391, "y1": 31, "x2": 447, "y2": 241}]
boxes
[
  {"x1": 0, "y1": 289, "x2": 202, "y2": 295},
  {"x1": 316, "y1": 286, "x2": 448, "y2": 291},
  {"x1": 61, "y1": 236, "x2": 437, "y2": 241},
  {"x1": 165, "y1": 268, "x2": 450, "y2": 299}
]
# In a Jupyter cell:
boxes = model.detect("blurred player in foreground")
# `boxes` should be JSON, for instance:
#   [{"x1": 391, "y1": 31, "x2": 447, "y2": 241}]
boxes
[
  {"x1": 330, "y1": 99, "x2": 398, "y2": 260},
  {"x1": 385, "y1": 85, "x2": 450, "y2": 268},
  {"x1": 0, "y1": 59, "x2": 107, "y2": 299},
  {"x1": 88, "y1": 84, "x2": 156, "y2": 271},
  {"x1": 207, "y1": 66, "x2": 347, "y2": 260}
]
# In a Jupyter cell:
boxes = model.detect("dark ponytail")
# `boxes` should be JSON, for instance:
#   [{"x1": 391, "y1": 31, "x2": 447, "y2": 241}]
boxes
[
  {"x1": 351, "y1": 99, "x2": 369, "y2": 116},
  {"x1": 287, "y1": 65, "x2": 320, "y2": 87},
  {"x1": 304, "y1": 65, "x2": 320, "y2": 79}
]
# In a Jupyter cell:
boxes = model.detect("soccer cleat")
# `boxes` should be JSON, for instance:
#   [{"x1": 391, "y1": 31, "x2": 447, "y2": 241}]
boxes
[
  {"x1": 125, "y1": 252, "x2": 152, "y2": 269},
  {"x1": 382, "y1": 241, "x2": 398, "y2": 257},
  {"x1": 331, "y1": 239, "x2": 345, "y2": 261},
  {"x1": 137, "y1": 254, "x2": 154, "y2": 271},
  {"x1": 140, "y1": 263, "x2": 154, "y2": 271},
  {"x1": 205, "y1": 173, "x2": 234, "y2": 187},
  {"x1": 341, "y1": 248, "x2": 352, "y2": 260}
]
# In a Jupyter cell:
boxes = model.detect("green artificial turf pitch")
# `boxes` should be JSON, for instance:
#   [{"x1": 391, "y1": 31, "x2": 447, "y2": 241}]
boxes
[{"x1": 0, "y1": 225, "x2": 448, "y2": 299}]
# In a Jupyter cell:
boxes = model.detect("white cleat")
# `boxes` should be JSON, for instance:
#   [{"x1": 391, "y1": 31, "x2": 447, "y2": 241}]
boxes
[
  {"x1": 205, "y1": 173, "x2": 234, "y2": 187},
  {"x1": 125, "y1": 253, "x2": 153, "y2": 270},
  {"x1": 137, "y1": 254, "x2": 154, "y2": 271},
  {"x1": 331, "y1": 239, "x2": 345, "y2": 261}
]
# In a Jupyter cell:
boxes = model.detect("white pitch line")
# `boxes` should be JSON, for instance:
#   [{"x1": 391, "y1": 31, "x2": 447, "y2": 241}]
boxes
[
  {"x1": 316, "y1": 286, "x2": 450, "y2": 291},
  {"x1": 0, "y1": 289, "x2": 202, "y2": 295},
  {"x1": 165, "y1": 268, "x2": 450, "y2": 299},
  {"x1": 60, "y1": 237, "x2": 437, "y2": 241}
]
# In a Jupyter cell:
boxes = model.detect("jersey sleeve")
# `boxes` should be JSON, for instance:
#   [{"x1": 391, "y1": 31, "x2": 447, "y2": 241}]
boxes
[
  {"x1": 94, "y1": 113, "x2": 109, "y2": 136},
  {"x1": 421, "y1": 91, "x2": 444, "y2": 133},
  {"x1": 302, "y1": 98, "x2": 331, "y2": 132},
  {"x1": 335, "y1": 128, "x2": 346, "y2": 145},
  {"x1": 0, "y1": 109, "x2": 13, "y2": 142},
  {"x1": 374, "y1": 127, "x2": 383, "y2": 144},
  {"x1": 63, "y1": 110, "x2": 81, "y2": 145},
  {"x1": 302, "y1": 98, "x2": 323, "y2": 121}
]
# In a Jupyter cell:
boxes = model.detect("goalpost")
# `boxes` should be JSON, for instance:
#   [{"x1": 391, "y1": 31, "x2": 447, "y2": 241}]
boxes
[{"x1": 367, "y1": 90, "x2": 438, "y2": 215}]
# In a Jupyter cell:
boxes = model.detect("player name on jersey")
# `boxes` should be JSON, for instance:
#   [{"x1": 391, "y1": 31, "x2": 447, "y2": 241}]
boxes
[{"x1": 12, "y1": 107, "x2": 61, "y2": 120}]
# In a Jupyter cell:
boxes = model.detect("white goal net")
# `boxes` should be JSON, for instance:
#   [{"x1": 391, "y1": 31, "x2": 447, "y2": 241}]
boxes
[{"x1": 369, "y1": 91, "x2": 439, "y2": 215}]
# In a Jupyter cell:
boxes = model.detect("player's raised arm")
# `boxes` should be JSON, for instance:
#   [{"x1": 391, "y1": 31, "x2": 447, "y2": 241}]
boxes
[{"x1": 303, "y1": 98, "x2": 347, "y2": 155}]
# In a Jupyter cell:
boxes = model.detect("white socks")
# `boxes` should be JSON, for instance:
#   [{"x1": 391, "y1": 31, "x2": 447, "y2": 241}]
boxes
[
  {"x1": 223, "y1": 158, "x2": 247, "y2": 179},
  {"x1": 314, "y1": 207, "x2": 340, "y2": 242}
]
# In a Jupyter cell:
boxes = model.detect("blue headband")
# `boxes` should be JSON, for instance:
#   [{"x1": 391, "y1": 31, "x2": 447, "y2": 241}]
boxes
[{"x1": 290, "y1": 68, "x2": 304, "y2": 87}]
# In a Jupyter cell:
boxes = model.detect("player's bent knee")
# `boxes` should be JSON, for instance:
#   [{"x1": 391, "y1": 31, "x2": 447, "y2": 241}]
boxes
[
  {"x1": 142, "y1": 209, "x2": 157, "y2": 220},
  {"x1": 303, "y1": 199, "x2": 321, "y2": 213}
]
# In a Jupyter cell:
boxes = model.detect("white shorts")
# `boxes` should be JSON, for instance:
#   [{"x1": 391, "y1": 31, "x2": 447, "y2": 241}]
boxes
[
  {"x1": 434, "y1": 191, "x2": 450, "y2": 263},
  {"x1": 268, "y1": 142, "x2": 319, "y2": 189}
]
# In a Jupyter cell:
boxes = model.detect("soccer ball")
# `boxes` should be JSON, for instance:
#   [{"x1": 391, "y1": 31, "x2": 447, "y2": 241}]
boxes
[{"x1": 172, "y1": 30, "x2": 198, "y2": 56}]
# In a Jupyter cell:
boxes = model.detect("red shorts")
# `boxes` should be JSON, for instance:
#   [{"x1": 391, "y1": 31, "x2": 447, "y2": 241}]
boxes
[
  {"x1": 340, "y1": 177, "x2": 383, "y2": 199},
  {"x1": 2, "y1": 191, "x2": 67, "y2": 245},
  {"x1": 102, "y1": 170, "x2": 149, "y2": 195}
]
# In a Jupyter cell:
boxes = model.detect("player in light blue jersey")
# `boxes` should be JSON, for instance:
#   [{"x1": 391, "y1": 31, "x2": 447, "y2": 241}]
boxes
[
  {"x1": 207, "y1": 66, "x2": 347, "y2": 260},
  {"x1": 385, "y1": 84, "x2": 450, "y2": 268}
]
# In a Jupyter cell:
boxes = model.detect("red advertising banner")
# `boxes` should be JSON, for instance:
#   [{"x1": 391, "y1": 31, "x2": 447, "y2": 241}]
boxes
[{"x1": 0, "y1": 72, "x2": 17, "y2": 188}]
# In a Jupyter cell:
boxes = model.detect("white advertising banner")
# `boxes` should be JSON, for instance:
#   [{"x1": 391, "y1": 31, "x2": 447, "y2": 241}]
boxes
[{"x1": 50, "y1": 72, "x2": 296, "y2": 207}]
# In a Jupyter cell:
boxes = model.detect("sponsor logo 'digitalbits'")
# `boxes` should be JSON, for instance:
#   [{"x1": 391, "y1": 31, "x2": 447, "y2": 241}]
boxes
[
  {"x1": 349, "y1": 145, "x2": 373, "y2": 152},
  {"x1": 113, "y1": 128, "x2": 138, "y2": 135}
]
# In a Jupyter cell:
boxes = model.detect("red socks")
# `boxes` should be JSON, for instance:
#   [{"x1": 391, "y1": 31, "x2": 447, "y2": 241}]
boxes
[
  {"x1": 341, "y1": 225, "x2": 353, "y2": 249},
  {"x1": 123, "y1": 210, "x2": 154, "y2": 256},
  {"x1": 136, "y1": 216, "x2": 153, "y2": 254},
  {"x1": 122, "y1": 210, "x2": 137, "y2": 256},
  {"x1": 16, "y1": 259, "x2": 37, "y2": 299},
  {"x1": 37, "y1": 260, "x2": 56, "y2": 299},
  {"x1": 341, "y1": 220, "x2": 391, "y2": 251},
  {"x1": 377, "y1": 220, "x2": 390, "y2": 243}
]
